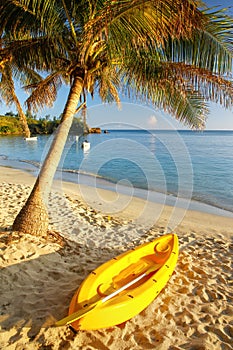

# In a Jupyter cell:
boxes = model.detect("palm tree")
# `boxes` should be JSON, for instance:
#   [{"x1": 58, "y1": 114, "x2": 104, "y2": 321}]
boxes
[
  {"x1": 1, "y1": 0, "x2": 233, "y2": 236},
  {"x1": 0, "y1": 30, "x2": 32, "y2": 138},
  {"x1": 0, "y1": 9, "x2": 53, "y2": 138},
  {"x1": 0, "y1": 60, "x2": 31, "y2": 138}
]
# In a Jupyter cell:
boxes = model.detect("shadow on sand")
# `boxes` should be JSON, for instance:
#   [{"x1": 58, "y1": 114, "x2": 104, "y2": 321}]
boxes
[{"x1": 0, "y1": 230, "x2": 122, "y2": 344}]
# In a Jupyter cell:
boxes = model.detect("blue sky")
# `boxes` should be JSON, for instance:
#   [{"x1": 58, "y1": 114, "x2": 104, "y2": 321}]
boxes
[{"x1": 0, "y1": 0, "x2": 233, "y2": 130}]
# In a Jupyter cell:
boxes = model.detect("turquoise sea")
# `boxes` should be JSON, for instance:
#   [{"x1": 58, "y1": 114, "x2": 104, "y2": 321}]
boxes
[{"x1": 0, "y1": 130, "x2": 233, "y2": 216}]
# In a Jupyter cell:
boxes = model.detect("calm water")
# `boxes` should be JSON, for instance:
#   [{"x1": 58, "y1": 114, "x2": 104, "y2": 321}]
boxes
[{"x1": 1, "y1": 130, "x2": 233, "y2": 214}]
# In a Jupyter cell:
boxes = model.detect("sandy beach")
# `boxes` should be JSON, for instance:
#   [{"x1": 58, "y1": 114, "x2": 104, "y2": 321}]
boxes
[{"x1": 0, "y1": 166, "x2": 232, "y2": 349}]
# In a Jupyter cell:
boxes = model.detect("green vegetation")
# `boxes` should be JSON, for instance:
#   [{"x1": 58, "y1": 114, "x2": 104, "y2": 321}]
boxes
[
  {"x1": 0, "y1": 113, "x2": 86, "y2": 136},
  {"x1": 0, "y1": 115, "x2": 23, "y2": 134}
]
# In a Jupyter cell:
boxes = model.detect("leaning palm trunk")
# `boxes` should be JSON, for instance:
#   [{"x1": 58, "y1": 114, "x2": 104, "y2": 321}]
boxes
[
  {"x1": 13, "y1": 76, "x2": 83, "y2": 235},
  {"x1": 14, "y1": 96, "x2": 31, "y2": 138}
]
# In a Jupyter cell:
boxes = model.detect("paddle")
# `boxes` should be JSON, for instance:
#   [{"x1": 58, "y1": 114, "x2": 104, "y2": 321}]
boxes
[{"x1": 55, "y1": 265, "x2": 158, "y2": 327}]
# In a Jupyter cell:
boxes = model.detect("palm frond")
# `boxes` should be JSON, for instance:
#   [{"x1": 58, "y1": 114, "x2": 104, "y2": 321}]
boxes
[
  {"x1": 80, "y1": 0, "x2": 206, "y2": 64},
  {"x1": 1, "y1": 36, "x2": 68, "y2": 73},
  {"x1": 13, "y1": 65, "x2": 43, "y2": 87},
  {"x1": 1, "y1": 0, "x2": 233, "y2": 130},
  {"x1": 86, "y1": 0, "x2": 205, "y2": 40},
  {"x1": 1, "y1": 0, "x2": 62, "y2": 38},
  {"x1": 97, "y1": 66, "x2": 121, "y2": 105},
  {"x1": 25, "y1": 72, "x2": 63, "y2": 111},
  {"x1": 167, "y1": 10, "x2": 233, "y2": 75},
  {"x1": 0, "y1": 63, "x2": 15, "y2": 105},
  {"x1": 119, "y1": 53, "x2": 233, "y2": 128}
]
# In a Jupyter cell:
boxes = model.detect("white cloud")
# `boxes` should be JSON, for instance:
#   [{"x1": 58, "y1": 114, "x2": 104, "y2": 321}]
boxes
[{"x1": 147, "y1": 115, "x2": 157, "y2": 127}]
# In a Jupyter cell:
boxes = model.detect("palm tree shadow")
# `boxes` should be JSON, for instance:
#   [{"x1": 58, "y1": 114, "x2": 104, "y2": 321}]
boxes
[{"x1": 0, "y1": 231, "x2": 121, "y2": 342}]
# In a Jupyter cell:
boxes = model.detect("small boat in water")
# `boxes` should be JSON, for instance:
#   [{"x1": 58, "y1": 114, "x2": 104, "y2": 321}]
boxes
[
  {"x1": 56, "y1": 233, "x2": 179, "y2": 330},
  {"x1": 24, "y1": 136, "x2": 37, "y2": 141},
  {"x1": 82, "y1": 140, "x2": 90, "y2": 151}
]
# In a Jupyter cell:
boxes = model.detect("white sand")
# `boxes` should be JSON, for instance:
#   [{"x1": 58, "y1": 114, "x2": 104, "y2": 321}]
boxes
[{"x1": 0, "y1": 166, "x2": 232, "y2": 349}]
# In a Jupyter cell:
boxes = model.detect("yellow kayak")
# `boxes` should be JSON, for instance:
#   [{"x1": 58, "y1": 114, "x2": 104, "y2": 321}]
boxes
[{"x1": 56, "y1": 233, "x2": 179, "y2": 330}]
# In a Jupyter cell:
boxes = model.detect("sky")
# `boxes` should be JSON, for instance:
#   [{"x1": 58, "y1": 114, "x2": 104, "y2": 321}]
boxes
[{"x1": 0, "y1": 0, "x2": 233, "y2": 130}]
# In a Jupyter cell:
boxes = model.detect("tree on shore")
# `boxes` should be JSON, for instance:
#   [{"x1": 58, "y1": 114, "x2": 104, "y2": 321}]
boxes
[
  {"x1": 0, "y1": 16, "x2": 47, "y2": 138},
  {"x1": 1, "y1": 0, "x2": 233, "y2": 236},
  {"x1": 0, "y1": 60, "x2": 31, "y2": 138}
]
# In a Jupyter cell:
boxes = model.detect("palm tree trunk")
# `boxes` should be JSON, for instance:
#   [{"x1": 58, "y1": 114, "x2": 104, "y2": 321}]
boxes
[
  {"x1": 14, "y1": 96, "x2": 31, "y2": 138},
  {"x1": 13, "y1": 75, "x2": 83, "y2": 235}
]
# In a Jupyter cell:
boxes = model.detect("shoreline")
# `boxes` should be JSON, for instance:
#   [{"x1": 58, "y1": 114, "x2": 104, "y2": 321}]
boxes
[
  {"x1": 0, "y1": 166, "x2": 232, "y2": 349},
  {"x1": 1, "y1": 129, "x2": 233, "y2": 218},
  {"x1": 1, "y1": 161, "x2": 233, "y2": 221},
  {"x1": 1, "y1": 165, "x2": 233, "y2": 241}
]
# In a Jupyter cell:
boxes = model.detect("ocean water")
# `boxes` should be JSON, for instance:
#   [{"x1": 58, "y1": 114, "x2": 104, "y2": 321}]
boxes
[{"x1": 0, "y1": 130, "x2": 233, "y2": 215}]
